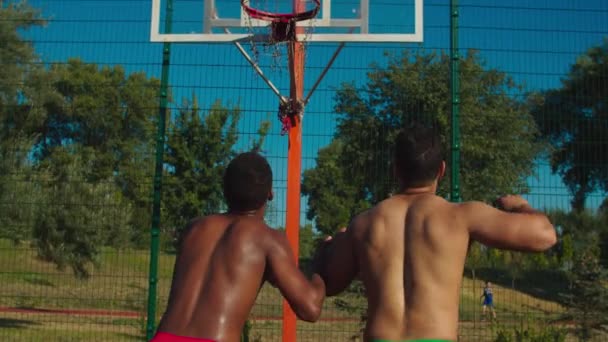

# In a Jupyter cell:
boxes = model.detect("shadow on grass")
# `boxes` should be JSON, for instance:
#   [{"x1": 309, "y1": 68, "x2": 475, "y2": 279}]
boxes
[
  {"x1": 468, "y1": 267, "x2": 570, "y2": 305},
  {"x1": 0, "y1": 318, "x2": 40, "y2": 329}
]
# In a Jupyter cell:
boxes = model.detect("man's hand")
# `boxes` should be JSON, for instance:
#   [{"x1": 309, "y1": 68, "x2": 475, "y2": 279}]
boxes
[{"x1": 495, "y1": 195, "x2": 531, "y2": 212}]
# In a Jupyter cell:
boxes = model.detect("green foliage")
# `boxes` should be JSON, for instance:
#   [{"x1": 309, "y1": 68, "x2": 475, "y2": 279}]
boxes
[
  {"x1": 465, "y1": 241, "x2": 484, "y2": 280},
  {"x1": 494, "y1": 325, "x2": 567, "y2": 342},
  {"x1": 303, "y1": 50, "x2": 541, "y2": 234},
  {"x1": 0, "y1": 1, "x2": 48, "y2": 242},
  {"x1": 0, "y1": 134, "x2": 38, "y2": 242},
  {"x1": 598, "y1": 207, "x2": 608, "y2": 267},
  {"x1": 302, "y1": 140, "x2": 370, "y2": 235},
  {"x1": 33, "y1": 151, "x2": 132, "y2": 278},
  {"x1": 548, "y1": 209, "x2": 608, "y2": 271},
  {"x1": 0, "y1": 1, "x2": 45, "y2": 109},
  {"x1": 38, "y1": 59, "x2": 160, "y2": 244},
  {"x1": 532, "y1": 40, "x2": 608, "y2": 210},
  {"x1": 0, "y1": 6, "x2": 161, "y2": 273},
  {"x1": 560, "y1": 243, "x2": 608, "y2": 340},
  {"x1": 549, "y1": 210, "x2": 608, "y2": 337},
  {"x1": 298, "y1": 223, "x2": 317, "y2": 259},
  {"x1": 162, "y1": 98, "x2": 269, "y2": 240},
  {"x1": 487, "y1": 248, "x2": 505, "y2": 268}
]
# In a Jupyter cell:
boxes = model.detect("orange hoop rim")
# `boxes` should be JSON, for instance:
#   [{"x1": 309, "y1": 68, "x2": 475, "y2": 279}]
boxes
[{"x1": 241, "y1": 0, "x2": 321, "y2": 23}]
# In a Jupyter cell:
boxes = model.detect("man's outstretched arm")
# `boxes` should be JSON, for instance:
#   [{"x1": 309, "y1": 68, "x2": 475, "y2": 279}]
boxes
[
  {"x1": 266, "y1": 230, "x2": 326, "y2": 322},
  {"x1": 462, "y1": 195, "x2": 557, "y2": 252}
]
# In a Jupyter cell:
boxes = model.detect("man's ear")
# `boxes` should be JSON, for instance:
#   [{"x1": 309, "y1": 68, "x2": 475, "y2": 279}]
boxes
[
  {"x1": 438, "y1": 161, "x2": 446, "y2": 180},
  {"x1": 268, "y1": 190, "x2": 274, "y2": 202}
]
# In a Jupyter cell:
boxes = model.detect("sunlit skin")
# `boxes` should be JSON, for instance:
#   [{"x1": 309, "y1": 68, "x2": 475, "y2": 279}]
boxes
[
  {"x1": 156, "y1": 209, "x2": 325, "y2": 341},
  {"x1": 155, "y1": 152, "x2": 325, "y2": 342},
  {"x1": 315, "y1": 161, "x2": 556, "y2": 341}
]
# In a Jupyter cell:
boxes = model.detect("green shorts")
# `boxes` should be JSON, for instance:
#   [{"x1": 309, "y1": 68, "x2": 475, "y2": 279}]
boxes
[{"x1": 373, "y1": 340, "x2": 453, "y2": 342}]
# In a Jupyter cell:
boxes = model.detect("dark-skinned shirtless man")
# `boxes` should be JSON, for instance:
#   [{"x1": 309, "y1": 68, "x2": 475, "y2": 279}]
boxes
[
  {"x1": 313, "y1": 124, "x2": 557, "y2": 342},
  {"x1": 151, "y1": 152, "x2": 326, "y2": 342}
]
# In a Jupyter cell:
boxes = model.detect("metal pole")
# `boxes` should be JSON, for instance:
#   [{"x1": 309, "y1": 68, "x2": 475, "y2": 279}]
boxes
[
  {"x1": 450, "y1": 0, "x2": 461, "y2": 203},
  {"x1": 146, "y1": 0, "x2": 173, "y2": 339},
  {"x1": 218, "y1": 16, "x2": 288, "y2": 104},
  {"x1": 283, "y1": 1, "x2": 306, "y2": 340},
  {"x1": 232, "y1": 41, "x2": 288, "y2": 105}
]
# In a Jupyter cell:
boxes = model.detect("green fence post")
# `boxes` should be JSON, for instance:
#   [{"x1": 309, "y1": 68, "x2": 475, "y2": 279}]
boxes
[
  {"x1": 146, "y1": 0, "x2": 173, "y2": 340},
  {"x1": 450, "y1": 0, "x2": 461, "y2": 203}
]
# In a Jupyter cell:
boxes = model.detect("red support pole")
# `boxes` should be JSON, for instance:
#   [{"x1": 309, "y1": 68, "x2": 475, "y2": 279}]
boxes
[{"x1": 282, "y1": 1, "x2": 305, "y2": 341}]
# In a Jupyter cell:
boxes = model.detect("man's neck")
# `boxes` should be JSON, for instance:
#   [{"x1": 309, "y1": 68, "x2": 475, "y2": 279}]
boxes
[
  {"x1": 226, "y1": 207, "x2": 265, "y2": 219},
  {"x1": 395, "y1": 183, "x2": 437, "y2": 196}
]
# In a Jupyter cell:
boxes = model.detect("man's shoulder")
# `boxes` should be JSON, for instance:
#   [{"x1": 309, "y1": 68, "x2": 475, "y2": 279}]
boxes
[
  {"x1": 184, "y1": 214, "x2": 270, "y2": 239},
  {"x1": 348, "y1": 207, "x2": 377, "y2": 234},
  {"x1": 351, "y1": 207, "x2": 372, "y2": 223},
  {"x1": 187, "y1": 213, "x2": 225, "y2": 227},
  {"x1": 231, "y1": 218, "x2": 285, "y2": 244}
]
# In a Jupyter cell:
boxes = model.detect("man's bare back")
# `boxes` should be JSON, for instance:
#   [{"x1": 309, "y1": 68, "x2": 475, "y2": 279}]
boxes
[
  {"x1": 157, "y1": 214, "x2": 324, "y2": 341},
  {"x1": 318, "y1": 192, "x2": 467, "y2": 340},
  {"x1": 154, "y1": 152, "x2": 325, "y2": 342},
  {"x1": 313, "y1": 124, "x2": 556, "y2": 341}
]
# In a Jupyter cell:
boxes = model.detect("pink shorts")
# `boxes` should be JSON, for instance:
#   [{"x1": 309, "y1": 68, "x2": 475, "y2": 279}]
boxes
[{"x1": 150, "y1": 332, "x2": 216, "y2": 342}]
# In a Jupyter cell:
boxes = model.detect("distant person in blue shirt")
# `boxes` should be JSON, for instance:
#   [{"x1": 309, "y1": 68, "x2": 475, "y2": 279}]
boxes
[{"x1": 481, "y1": 281, "x2": 497, "y2": 321}]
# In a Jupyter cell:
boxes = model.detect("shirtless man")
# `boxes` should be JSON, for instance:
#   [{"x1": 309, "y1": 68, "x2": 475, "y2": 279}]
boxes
[
  {"x1": 152, "y1": 152, "x2": 325, "y2": 342},
  {"x1": 313, "y1": 124, "x2": 556, "y2": 341}
]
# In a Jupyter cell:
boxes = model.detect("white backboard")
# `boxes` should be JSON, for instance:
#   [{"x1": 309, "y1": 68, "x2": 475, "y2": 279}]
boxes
[{"x1": 150, "y1": 0, "x2": 423, "y2": 43}]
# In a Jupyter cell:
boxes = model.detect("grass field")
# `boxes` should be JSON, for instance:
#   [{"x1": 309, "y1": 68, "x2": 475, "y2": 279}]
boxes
[{"x1": 0, "y1": 240, "x2": 600, "y2": 341}]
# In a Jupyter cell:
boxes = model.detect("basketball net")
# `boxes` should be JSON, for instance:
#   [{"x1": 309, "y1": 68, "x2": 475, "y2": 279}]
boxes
[{"x1": 242, "y1": 0, "x2": 320, "y2": 134}]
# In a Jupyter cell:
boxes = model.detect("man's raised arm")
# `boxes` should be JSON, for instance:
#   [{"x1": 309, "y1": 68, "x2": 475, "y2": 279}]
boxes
[{"x1": 461, "y1": 195, "x2": 556, "y2": 252}]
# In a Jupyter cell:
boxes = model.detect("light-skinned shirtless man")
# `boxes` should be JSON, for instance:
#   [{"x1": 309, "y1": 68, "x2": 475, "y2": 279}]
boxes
[
  {"x1": 313, "y1": 124, "x2": 557, "y2": 342},
  {"x1": 152, "y1": 152, "x2": 325, "y2": 342}
]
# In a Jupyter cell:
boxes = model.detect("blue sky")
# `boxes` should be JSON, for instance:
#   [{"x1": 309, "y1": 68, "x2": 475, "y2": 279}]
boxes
[{"x1": 20, "y1": 0, "x2": 608, "y2": 228}]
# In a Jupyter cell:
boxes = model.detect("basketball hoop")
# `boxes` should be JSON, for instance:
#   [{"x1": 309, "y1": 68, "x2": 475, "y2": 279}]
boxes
[{"x1": 241, "y1": 0, "x2": 321, "y2": 42}]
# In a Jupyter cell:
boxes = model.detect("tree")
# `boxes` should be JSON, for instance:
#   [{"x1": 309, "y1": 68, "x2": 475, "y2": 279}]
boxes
[
  {"x1": 548, "y1": 209, "x2": 608, "y2": 302},
  {"x1": 0, "y1": 1, "x2": 48, "y2": 242},
  {"x1": 37, "y1": 59, "x2": 160, "y2": 244},
  {"x1": 33, "y1": 150, "x2": 132, "y2": 278},
  {"x1": 532, "y1": 40, "x2": 608, "y2": 211},
  {"x1": 560, "y1": 243, "x2": 608, "y2": 340},
  {"x1": 465, "y1": 242, "x2": 484, "y2": 282},
  {"x1": 303, "y1": 50, "x2": 542, "y2": 234},
  {"x1": 0, "y1": 1, "x2": 47, "y2": 130},
  {"x1": 301, "y1": 140, "x2": 370, "y2": 235},
  {"x1": 162, "y1": 98, "x2": 269, "y2": 239},
  {"x1": 600, "y1": 213, "x2": 608, "y2": 268},
  {"x1": 298, "y1": 223, "x2": 317, "y2": 259},
  {"x1": 549, "y1": 208, "x2": 608, "y2": 271},
  {"x1": 504, "y1": 251, "x2": 529, "y2": 289}
]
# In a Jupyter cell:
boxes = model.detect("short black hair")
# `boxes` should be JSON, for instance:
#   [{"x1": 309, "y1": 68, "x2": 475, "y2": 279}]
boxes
[
  {"x1": 394, "y1": 123, "x2": 443, "y2": 187},
  {"x1": 223, "y1": 152, "x2": 272, "y2": 211}
]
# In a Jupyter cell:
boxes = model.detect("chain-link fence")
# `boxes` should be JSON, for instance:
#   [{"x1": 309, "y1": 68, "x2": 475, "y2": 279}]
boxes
[{"x1": 0, "y1": 0, "x2": 607, "y2": 341}]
